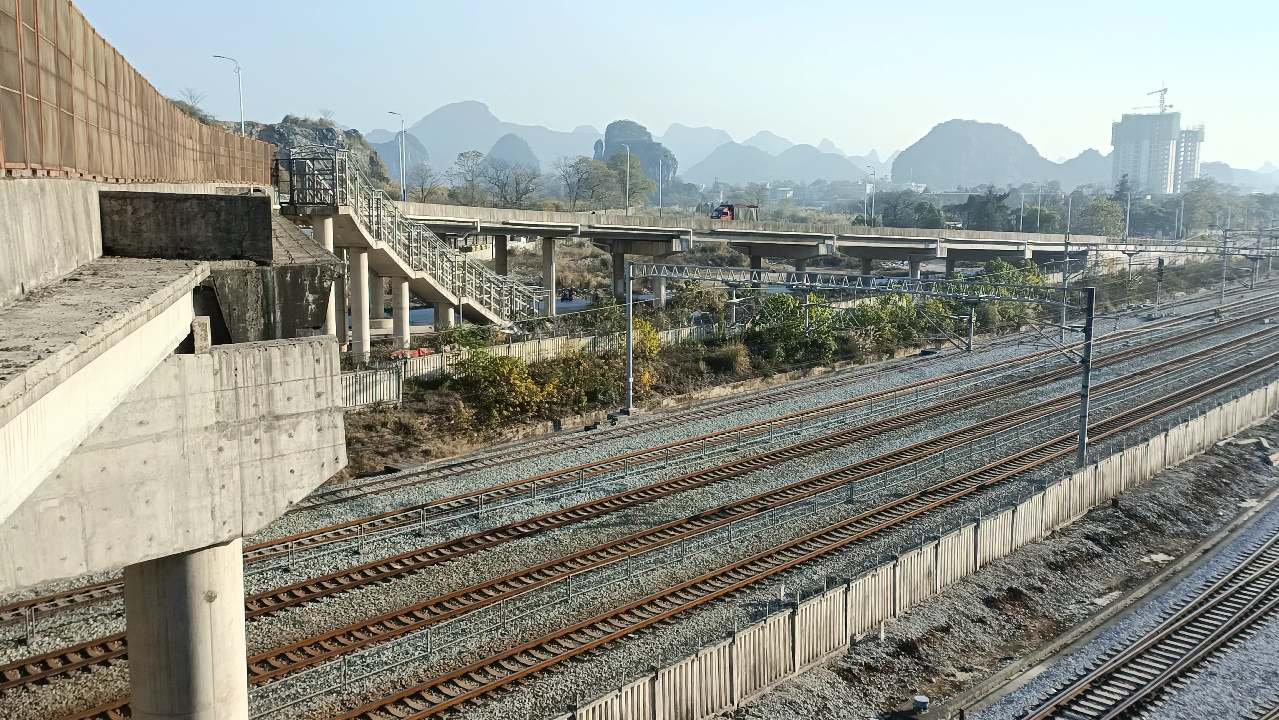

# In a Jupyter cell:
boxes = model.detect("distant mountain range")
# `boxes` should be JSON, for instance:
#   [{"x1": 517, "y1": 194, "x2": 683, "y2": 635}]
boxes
[
  {"x1": 361, "y1": 103, "x2": 1271, "y2": 193},
  {"x1": 891, "y1": 120, "x2": 1112, "y2": 191}
]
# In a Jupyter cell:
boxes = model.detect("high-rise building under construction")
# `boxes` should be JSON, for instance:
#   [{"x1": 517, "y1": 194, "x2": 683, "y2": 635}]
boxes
[{"x1": 1111, "y1": 111, "x2": 1204, "y2": 194}]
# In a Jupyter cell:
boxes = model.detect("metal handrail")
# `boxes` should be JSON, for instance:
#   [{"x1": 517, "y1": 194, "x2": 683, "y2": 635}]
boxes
[{"x1": 276, "y1": 150, "x2": 545, "y2": 324}]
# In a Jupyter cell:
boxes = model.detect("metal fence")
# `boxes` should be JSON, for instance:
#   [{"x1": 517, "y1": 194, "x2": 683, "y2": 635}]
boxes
[{"x1": 0, "y1": 0, "x2": 273, "y2": 182}]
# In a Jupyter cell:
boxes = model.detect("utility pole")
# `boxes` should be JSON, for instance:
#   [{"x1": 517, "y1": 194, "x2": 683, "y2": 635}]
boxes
[
  {"x1": 658, "y1": 155, "x2": 663, "y2": 217},
  {"x1": 1061, "y1": 195, "x2": 1071, "y2": 344},
  {"x1": 388, "y1": 111, "x2": 405, "y2": 202},
  {"x1": 212, "y1": 55, "x2": 244, "y2": 135},
  {"x1": 1076, "y1": 287, "x2": 1096, "y2": 468},
  {"x1": 1036, "y1": 184, "x2": 1043, "y2": 232},
  {"x1": 1124, "y1": 191, "x2": 1132, "y2": 241},
  {"x1": 966, "y1": 304, "x2": 975, "y2": 352},
  {"x1": 1155, "y1": 258, "x2": 1164, "y2": 315},
  {"x1": 1221, "y1": 226, "x2": 1229, "y2": 305},
  {"x1": 867, "y1": 167, "x2": 877, "y2": 227},
  {"x1": 622, "y1": 143, "x2": 631, "y2": 217},
  {"x1": 1019, "y1": 190, "x2": 1025, "y2": 232},
  {"x1": 624, "y1": 261, "x2": 634, "y2": 412}
]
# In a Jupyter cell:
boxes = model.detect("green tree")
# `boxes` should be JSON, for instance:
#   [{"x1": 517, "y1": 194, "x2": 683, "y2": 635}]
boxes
[
  {"x1": 444, "y1": 353, "x2": 544, "y2": 426},
  {"x1": 448, "y1": 150, "x2": 489, "y2": 206},
  {"x1": 912, "y1": 201, "x2": 944, "y2": 229},
  {"x1": 552, "y1": 155, "x2": 613, "y2": 210},
  {"x1": 746, "y1": 293, "x2": 836, "y2": 365},
  {"x1": 946, "y1": 188, "x2": 1012, "y2": 231},
  {"x1": 1075, "y1": 198, "x2": 1125, "y2": 237},
  {"x1": 607, "y1": 152, "x2": 657, "y2": 208}
]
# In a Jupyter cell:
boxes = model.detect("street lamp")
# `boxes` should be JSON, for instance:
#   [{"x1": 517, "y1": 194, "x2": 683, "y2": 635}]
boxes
[
  {"x1": 621, "y1": 143, "x2": 631, "y2": 216},
  {"x1": 867, "y1": 167, "x2": 877, "y2": 227},
  {"x1": 657, "y1": 155, "x2": 663, "y2": 218},
  {"x1": 388, "y1": 111, "x2": 406, "y2": 202},
  {"x1": 212, "y1": 55, "x2": 244, "y2": 134}
]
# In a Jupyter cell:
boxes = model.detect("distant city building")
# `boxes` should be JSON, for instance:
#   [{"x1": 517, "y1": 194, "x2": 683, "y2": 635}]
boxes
[
  {"x1": 1174, "y1": 126, "x2": 1205, "y2": 193},
  {"x1": 1110, "y1": 111, "x2": 1205, "y2": 194}
]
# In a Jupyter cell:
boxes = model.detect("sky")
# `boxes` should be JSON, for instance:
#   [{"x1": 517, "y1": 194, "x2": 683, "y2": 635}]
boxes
[{"x1": 77, "y1": 0, "x2": 1276, "y2": 170}]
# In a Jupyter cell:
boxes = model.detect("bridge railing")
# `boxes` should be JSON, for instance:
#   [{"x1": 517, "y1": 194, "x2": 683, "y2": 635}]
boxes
[{"x1": 276, "y1": 150, "x2": 544, "y2": 323}]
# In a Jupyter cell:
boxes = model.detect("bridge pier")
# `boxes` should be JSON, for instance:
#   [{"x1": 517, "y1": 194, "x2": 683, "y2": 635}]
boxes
[
  {"x1": 494, "y1": 234, "x2": 509, "y2": 276},
  {"x1": 945, "y1": 257, "x2": 956, "y2": 276},
  {"x1": 909, "y1": 258, "x2": 921, "y2": 279},
  {"x1": 612, "y1": 252, "x2": 628, "y2": 300},
  {"x1": 434, "y1": 302, "x2": 456, "y2": 330},
  {"x1": 350, "y1": 249, "x2": 371, "y2": 362},
  {"x1": 793, "y1": 258, "x2": 807, "y2": 272},
  {"x1": 861, "y1": 257, "x2": 873, "y2": 275},
  {"x1": 392, "y1": 277, "x2": 410, "y2": 349},
  {"x1": 124, "y1": 539, "x2": 248, "y2": 720},
  {"x1": 542, "y1": 236, "x2": 557, "y2": 316},
  {"x1": 315, "y1": 216, "x2": 337, "y2": 336},
  {"x1": 335, "y1": 248, "x2": 348, "y2": 348}
]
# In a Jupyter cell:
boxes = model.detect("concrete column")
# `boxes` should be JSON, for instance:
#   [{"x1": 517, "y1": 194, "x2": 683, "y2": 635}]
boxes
[
  {"x1": 542, "y1": 237, "x2": 557, "y2": 316},
  {"x1": 350, "y1": 250, "x2": 370, "y2": 362},
  {"x1": 392, "y1": 277, "x2": 410, "y2": 349},
  {"x1": 945, "y1": 257, "x2": 956, "y2": 276},
  {"x1": 750, "y1": 255, "x2": 763, "y2": 271},
  {"x1": 315, "y1": 217, "x2": 337, "y2": 336},
  {"x1": 494, "y1": 234, "x2": 509, "y2": 276},
  {"x1": 433, "y1": 302, "x2": 456, "y2": 330},
  {"x1": 909, "y1": 258, "x2": 921, "y2": 279},
  {"x1": 861, "y1": 257, "x2": 873, "y2": 275},
  {"x1": 369, "y1": 269, "x2": 382, "y2": 323},
  {"x1": 124, "y1": 539, "x2": 248, "y2": 720},
  {"x1": 612, "y1": 251, "x2": 627, "y2": 300},
  {"x1": 335, "y1": 248, "x2": 348, "y2": 347},
  {"x1": 793, "y1": 258, "x2": 808, "y2": 272}
]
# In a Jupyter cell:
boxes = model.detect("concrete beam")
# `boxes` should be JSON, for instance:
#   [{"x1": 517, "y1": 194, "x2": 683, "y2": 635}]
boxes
[
  {"x1": 392, "y1": 277, "x2": 410, "y2": 349},
  {"x1": 125, "y1": 538, "x2": 248, "y2": 720},
  {"x1": 727, "y1": 240, "x2": 833, "y2": 262},
  {"x1": 0, "y1": 336, "x2": 345, "y2": 591},
  {"x1": 589, "y1": 234, "x2": 690, "y2": 258},
  {"x1": 542, "y1": 236, "x2": 557, "y2": 317}
]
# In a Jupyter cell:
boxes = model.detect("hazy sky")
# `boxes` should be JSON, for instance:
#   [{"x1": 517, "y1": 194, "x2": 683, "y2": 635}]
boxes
[{"x1": 77, "y1": 0, "x2": 1275, "y2": 170}]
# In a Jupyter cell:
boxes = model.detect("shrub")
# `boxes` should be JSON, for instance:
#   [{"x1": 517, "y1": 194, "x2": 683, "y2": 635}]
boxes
[
  {"x1": 705, "y1": 343, "x2": 750, "y2": 375},
  {"x1": 632, "y1": 318, "x2": 660, "y2": 361},
  {"x1": 443, "y1": 352, "x2": 543, "y2": 426}
]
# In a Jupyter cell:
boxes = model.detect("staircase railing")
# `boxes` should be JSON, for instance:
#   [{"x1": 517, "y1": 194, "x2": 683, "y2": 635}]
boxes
[{"x1": 274, "y1": 150, "x2": 544, "y2": 323}]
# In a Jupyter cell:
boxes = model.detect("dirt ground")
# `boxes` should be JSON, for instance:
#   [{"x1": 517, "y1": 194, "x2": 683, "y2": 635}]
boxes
[{"x1": 728, "y1": 417, "x2": 1279, "y2": 720}]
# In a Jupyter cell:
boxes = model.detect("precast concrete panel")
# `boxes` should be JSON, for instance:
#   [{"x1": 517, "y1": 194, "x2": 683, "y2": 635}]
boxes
[
  {"x1": 937, "y1": 524, "x2": 976, "y2": 590},
  {"x1": 694, "y1": 641, "x2": 734, "y2": 719},
  {"x1": 732, "y1": 611, "x2": 792, "y2": 702},
  {"x1": 1094, "y1": 454, "x2": 1123, "y2": 505},
  {"x1": 1043, "y1": 480, "x2": 1071, "y2": 533},
  {"x1": 795, "y1": 587, "x2": 848, "y2": 670},
  {"x1": 1067, "y1": 468, "x2": 1096, "y2": 522},
  {"x1": 894, "y1": 541, "x2": 937, "y2": 613},
  {"x1": 977, "y1": 509, "x2": 1014, "y2": 569},
  {"x1": 577, "y1": 676, "x2": 652, "y2": 720},
  {"x1": 847, "y1": 561, "x2": 895, "y2": 639},
  {"x1": 1011, "y1": 493, "x2": 1044, "y2": 551}
]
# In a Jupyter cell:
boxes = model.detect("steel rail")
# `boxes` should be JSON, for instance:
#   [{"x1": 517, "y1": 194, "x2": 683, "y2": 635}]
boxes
[
  {"x1": 1022, "y1": 530, "x2": 1279, "y2": 720},
  {"x1": 10, "y1": 325, "x2": 1278, "y2": 696},
  {"x1": 297, "y1": 288, "x2": 1279, "y2": 509},
  {"x1": 331, "y1": 351, "x2": 1279, "y2": 720},
  {"x1": 241, "y1": 330, "x2": 1275, "y2": 685}
]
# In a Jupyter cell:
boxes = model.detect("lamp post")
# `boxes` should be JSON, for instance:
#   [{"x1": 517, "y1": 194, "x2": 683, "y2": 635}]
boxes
[
  {"x1": 867, "y1": 167, "x2": 877, "y2": 227},
  {"x1": 212, "y1": 55, "x2": 244, "y2": 134},
  {"x1": 622, "y1": 143, "x2": 631, "y2": 216},
  {"x1": 388, "y1": 111, "x2": 406, "y2": 202},
  {"x1": 658, "y1": 155, "x2": 663, "y2": 218}
]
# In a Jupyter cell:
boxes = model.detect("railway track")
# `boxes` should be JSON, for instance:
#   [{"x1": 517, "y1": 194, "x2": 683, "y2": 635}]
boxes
[
  {"x1": 10, "y1": 293, "x2": 1271, "y2": 635},
  {"x1": 28, "y1": 327, "x2": 1279, "y2": 716},
  {"x1": 324, "y1": 338, "x2": 1279, "y2": 720},
  {"x1": 1021, "y1": 527, "x2": 1279, "y2": 720},
  {"x1": 299, "y1": 288, "x2": 1279, "y2": 510},
  {"x1": 9, "y1": 319, "x2": 1279, "y2": 700}
]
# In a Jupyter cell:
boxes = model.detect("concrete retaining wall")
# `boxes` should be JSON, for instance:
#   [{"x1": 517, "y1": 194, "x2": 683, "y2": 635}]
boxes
[
  {"x1": 0, "y1": 178, "x2": 101, "y2": 306},
  {"x1": 559, "y1": 378, "x2": 1279, "y2": 720}
]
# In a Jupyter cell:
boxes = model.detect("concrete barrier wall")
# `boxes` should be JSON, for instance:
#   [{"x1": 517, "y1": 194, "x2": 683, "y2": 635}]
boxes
[
  {"x1": 847, "y1": 561, "x2": 895, "y2": 639},
  {"x1": 937, "y1": 525, "x2": 976, "y2": 591},
  {"x1": 558, "y1": 378, "x2": 1279, "y2": 720}
]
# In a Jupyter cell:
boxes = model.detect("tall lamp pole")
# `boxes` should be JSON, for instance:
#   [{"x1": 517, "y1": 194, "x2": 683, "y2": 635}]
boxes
[
  {"x1": 622, "y1": 143, "x2": 631, "y2": 216},
  {"x1": 388, "y1": 111, "x2": 406, "y2": 202},
  {"x1": 212, "y1": 55, "x2": 244, "y2": 134},
  {"x1": 658, "y1": 155, "x2": 664, "y2": 217},
  {"x1": 867, "y1": 167, "x2": 877, "y2": 227}
]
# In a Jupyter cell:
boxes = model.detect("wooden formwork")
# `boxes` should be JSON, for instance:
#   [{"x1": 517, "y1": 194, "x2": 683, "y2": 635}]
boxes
[
  {"x1": 937, "y1": 524, "x2": 976, "y2": 590},
  {"x1": 0, "y1": 0, "x2": 273, "y2": 183},
  {"x1": 846, "y1": 561, "x2": 895, "y2": 639},
  {"x1": 794, "y1": 587, "x2": 848, "y2": 670}
]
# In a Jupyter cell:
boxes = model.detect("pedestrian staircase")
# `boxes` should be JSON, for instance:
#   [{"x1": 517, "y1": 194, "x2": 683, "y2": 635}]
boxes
[{"x1": 275, "y1": 149, "x2": 544, "y2": 325}]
